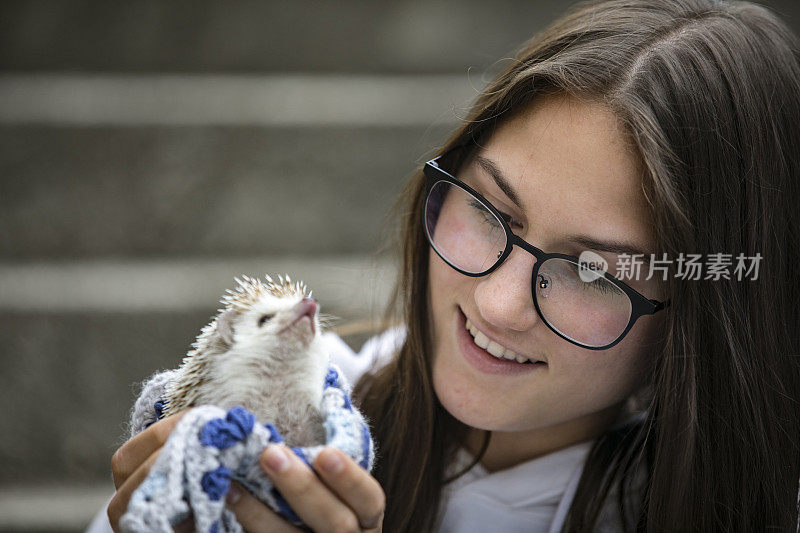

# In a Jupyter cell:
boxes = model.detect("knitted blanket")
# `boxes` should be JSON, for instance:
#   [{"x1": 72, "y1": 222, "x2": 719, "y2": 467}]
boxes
[{"x1": 119, "y1": 364, "x2": 375, "y2": 533}]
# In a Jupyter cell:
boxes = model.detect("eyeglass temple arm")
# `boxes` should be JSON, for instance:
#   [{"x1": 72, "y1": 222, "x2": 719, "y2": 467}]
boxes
[{"x1": 650, "y1": 298, "x2": 671, "y2": 312}]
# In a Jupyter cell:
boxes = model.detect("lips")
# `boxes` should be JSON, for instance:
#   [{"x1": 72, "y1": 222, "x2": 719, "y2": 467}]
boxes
[
  {"x1": 464, "y1": 317, "x2": 546, "y2": 365},
  {"x1": 466, "y1": 319, "x2": 527, "y2": 363},
  {"x1": 455, "y1": 308, "x2": 547, "y2": 375}
]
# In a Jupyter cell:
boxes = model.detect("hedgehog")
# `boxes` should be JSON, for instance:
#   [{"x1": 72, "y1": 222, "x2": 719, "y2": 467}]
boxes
[{"x1": 162, "y1": 274, "x2": 329, "y2": 447}]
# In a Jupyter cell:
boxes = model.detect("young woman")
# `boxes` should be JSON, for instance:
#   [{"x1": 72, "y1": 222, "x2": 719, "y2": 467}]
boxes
[{"x1": 106, "y1": 0, "x2": 800, "y2": 531}]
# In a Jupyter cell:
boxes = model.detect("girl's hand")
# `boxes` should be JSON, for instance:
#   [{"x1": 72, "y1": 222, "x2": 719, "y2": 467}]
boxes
[
  {"x1": 227, "y1": 445, "x2": 385, "y2": 532},
  {"x1": 108, "y1": 412, "x2": 384, "y2": 532},
  {"x1": 107, "y1": 411, "x2": 188, "y2": 531}
]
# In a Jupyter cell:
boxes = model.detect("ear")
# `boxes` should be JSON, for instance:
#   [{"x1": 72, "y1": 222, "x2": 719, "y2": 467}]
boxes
[{"x1": 216, "y1": 309, "x2": 238, "y2": 347}]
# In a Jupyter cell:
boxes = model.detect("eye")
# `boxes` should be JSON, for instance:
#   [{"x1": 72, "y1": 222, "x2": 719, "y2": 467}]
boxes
[
  {"x1": 258, "y1": 314, "x2": 274, "y2": 326},
  {"x1": 498, "y1": 210, "x2": 523, "y2": 230},
  {"x1": 467, "y1": 198, "x2": 522, "y2": 230}
]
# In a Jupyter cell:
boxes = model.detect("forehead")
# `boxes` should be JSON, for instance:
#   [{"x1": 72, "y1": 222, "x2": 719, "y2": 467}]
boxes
[{"x1": 475, "y1": 93, "x2": 655, "y2": 250}]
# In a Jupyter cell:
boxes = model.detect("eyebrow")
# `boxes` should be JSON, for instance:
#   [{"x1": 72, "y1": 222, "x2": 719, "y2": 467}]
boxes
[
  {"x1": 472, "y1": 155, "x2": 651, "y2": 261},
  {"x1": 566, "y1": 234, "x2": 652, "y2": 262},
  {"x1": 473, "y1": 155, "x2": 524, "y2": 209}
]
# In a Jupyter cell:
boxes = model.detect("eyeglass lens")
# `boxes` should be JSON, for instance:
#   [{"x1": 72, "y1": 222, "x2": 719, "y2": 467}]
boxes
[{"x1": 424, "y1": 179, "x2": 633, "y2": 348}]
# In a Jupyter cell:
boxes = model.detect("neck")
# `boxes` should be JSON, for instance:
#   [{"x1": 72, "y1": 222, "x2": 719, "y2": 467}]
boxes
[{"x1": 464, "y1": 401, "x2": 625, "y2": 473}]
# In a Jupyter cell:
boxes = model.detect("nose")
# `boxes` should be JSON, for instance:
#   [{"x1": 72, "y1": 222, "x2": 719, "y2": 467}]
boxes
[
  {"x1": 295, "y1": 297, "x2": 318, "y2": 319},
  {"x1": 473, "y1": 247, "x2": 540, "y2": 332}
]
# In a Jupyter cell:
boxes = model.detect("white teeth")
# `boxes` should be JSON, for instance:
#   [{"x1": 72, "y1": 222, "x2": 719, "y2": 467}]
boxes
[
  {"x1": 485, "y1": 341, "x2": 504, "y2": 357},
  {"x1": 465, "y1": 318, "x2": 530, "y2": 363},
  {"x1": 473, "y1": 331, "x2": 490, "y2": 350}
]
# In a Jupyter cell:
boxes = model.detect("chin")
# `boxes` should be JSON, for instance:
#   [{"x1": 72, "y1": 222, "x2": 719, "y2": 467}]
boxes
[{"x1": 431, "y1": 355, "x2": 522, "y2": 431}]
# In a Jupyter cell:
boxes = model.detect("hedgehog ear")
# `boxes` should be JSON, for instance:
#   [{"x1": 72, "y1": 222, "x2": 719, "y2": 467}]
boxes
[{"x1": 216, "y1": 309, "x2": 238, "y2": 347}]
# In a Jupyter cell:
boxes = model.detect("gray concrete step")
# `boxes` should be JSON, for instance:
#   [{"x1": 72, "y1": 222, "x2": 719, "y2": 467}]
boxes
[
  {"x1": 0, "y1": 483, "x2": 111, "y2": 532},
  {"x1": 0, "y1": 0, "x2": 570, "y2": 73},
  {"x1": 0, "y1": 124, "x2": 450, "y2": 259},
  {"x1": 1, "y1": 309, "x2": 216, "y2": 483}
]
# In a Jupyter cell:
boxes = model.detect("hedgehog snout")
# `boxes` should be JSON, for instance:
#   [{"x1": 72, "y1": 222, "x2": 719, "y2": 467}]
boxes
[
  {"x1": 293, "y1": 297, "x2": 318, "y2": 336},
  {"x1": 296, "y1": 297, "x2": 317, "y2": 319},
  {"x1": 276, "y1": 297, "x2": 318, "y2": 337}
]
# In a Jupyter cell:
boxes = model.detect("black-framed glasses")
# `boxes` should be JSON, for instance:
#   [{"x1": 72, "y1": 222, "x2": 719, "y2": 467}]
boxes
[{"x1": 422, "y1": 153, "x2": 670, "y2": 350}]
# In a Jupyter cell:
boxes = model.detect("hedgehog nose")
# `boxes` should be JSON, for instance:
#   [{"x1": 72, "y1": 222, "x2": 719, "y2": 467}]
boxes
[{"x1": 297, "y1": 297, "x2": 317, "y2": 319}]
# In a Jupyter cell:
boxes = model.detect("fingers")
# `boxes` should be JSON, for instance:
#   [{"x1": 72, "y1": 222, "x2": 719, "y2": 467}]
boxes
[
  {"x1": 108, "y1": 412, "x2": 187, "y2": 531},
  {"x1": 314, "y1": 447, "x2": 385, "y2": 531},
  {"x1": 259, "y1": 444, "x2": 369, "y2": 533},
  {"x1": 109, "y1": 413, "x2": 385, "y2": 532},
  {"x1": 107, "y1": 449, "x2": 160, "y2": 531},
  {"x1": 225, "y1": 482, "x2": 304, "y2": 533},
  {"x1": 111, "y1": 411, "x2": 187, "y2": 489}
]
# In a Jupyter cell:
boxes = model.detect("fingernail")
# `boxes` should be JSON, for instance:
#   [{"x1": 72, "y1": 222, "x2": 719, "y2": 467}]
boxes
[
  {"x1": 320, "y1": 447, "x2": 344, "y2": 474},
  {"x1": 263, "y1": 445, "x2": 290, "y2": 473},
  {"x1": 226, "y1": 484, "x2": 242, "y2": 504}
]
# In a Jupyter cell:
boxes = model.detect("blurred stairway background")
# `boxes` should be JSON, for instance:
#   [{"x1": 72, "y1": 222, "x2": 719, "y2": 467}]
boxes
[{"x1": 1, "y1": 1, "x2": 798, "y2": 531}]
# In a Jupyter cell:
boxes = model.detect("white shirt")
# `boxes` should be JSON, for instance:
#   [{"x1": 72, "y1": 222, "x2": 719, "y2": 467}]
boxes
[
  {"x1": 88, "y1": 327, "x2": 631, "y2": 532},
  {"x1": 436, "y1": 440, "x2": 593, "y2": 533}
]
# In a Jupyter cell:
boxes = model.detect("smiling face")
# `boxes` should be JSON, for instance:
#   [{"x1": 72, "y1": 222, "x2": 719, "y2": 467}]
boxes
[{"x1": 429, "y1": 93, "x2": 665, "y2": 459}]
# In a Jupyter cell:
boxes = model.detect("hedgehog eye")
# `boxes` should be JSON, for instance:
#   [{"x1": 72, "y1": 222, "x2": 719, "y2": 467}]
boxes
[{"x1": 258, "y1": 314, "x2": 274, "y2": 326}]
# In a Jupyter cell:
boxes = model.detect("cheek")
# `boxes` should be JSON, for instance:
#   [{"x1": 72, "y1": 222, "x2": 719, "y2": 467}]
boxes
[
  {"x1": 556, "y1": 345, "x2": 648, "y2": 410},
  {"x1": 555, "y1": 318, "x2": 660, "y2": 411},
  {"x1": 428, "y1": 251, "x2": 499, "y2": 422},
  {"x1": 428, "y1": 252, "x2": 465, "y2": 340}
]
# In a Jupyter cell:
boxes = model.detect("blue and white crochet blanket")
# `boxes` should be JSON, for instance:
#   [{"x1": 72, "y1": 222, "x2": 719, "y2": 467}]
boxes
[{"x1": 119, "y1": 364, "x2": 375, "y2": 533}]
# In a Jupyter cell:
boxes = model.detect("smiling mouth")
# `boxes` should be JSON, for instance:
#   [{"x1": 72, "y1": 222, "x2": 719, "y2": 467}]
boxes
[{"x1": 464, "y1": 318, "x2": 547, "y2": 365}]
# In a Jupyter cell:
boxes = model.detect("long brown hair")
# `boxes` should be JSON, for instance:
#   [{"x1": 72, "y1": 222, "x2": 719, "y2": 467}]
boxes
[{"x1": 353, "y1": 1, "x2": 800, "y2": 530}]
